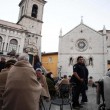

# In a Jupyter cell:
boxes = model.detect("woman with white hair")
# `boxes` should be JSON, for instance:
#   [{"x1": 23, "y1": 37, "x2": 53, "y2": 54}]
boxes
[{"x1": 2, "y1": 53, "x2": 42, "y2": 110}]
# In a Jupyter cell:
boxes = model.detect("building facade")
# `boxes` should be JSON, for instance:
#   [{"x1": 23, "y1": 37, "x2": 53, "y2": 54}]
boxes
[
  {"x1": 0, "y1": 0, "x2": 46, "y2": 57},
  {"x1": 58, "y1": 22, "x2": 110, "y2": 80},
  {"x1": 41, "y1": 52, "x2": 58, "y2": 77}
]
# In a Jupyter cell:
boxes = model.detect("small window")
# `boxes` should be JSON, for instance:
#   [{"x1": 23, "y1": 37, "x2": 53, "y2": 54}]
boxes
[
  {"x1": 106, "y1": 36, "x2": 108, "y2": 40},
  {"x1": 69, "y1": 57, "x2": 73, "y2": 66},
  {"x1": 89, "y1": 57, "x2": 93, "y2": 66},
  {"x1": 31, "y1": 4, "x2": 38, "y2": 18},
  {"x1": 108, "y1": 60, "x2": 110, "y2": 64},
  {"x1": 48, "y1": 57, "x2": 52, "y2": 63}
]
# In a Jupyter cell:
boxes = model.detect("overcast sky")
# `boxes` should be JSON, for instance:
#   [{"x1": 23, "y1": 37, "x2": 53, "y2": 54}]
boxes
[{"x1": 0, "y1": 0, "x2": 110, "y2": 52}]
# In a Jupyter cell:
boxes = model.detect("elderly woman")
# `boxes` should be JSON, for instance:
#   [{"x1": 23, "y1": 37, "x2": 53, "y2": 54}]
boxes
[{"x1": 2, "y1": 53, "x2": 42, "y2": 110}]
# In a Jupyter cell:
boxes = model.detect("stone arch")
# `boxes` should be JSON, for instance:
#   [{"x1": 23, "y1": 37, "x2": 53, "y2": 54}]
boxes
[
  {"x1": 88, "y1": 57, "x2": 93, "y2": 66},
  {"x1": 69, "y1": 57, "x2": 74, "y2": 66},
  {"x1": 31, "y1": 4, "x2": 38, "y2": 18},
  {"x1": 8, "y1": 39, "x2": 18, "y2": 52}
]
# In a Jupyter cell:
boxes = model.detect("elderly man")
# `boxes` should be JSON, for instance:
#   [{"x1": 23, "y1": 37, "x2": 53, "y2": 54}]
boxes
[
  {"x1": 36, "y1": 68, "x2": 50, "y2": 100},
  {"x1": 2, "y1": 53, "x2": 42, "y2": 110}
]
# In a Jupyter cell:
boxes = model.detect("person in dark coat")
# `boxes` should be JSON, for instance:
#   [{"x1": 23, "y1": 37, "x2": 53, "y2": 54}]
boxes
[
  {"x1": 70, "y1": 56, "x2": 86, "y2": 109},
  {"x1": 81, "y1": 63, "x2": 89, "y2": 103},
  {"x1": 46, "y1": 72, "x2": 55, "y2": 85},
  {"x1": 46, "y1": 72, "x2": 56, "y2": 98},
  {"x1": 33, "y1": 55, "x2": 42, "y2": 70},
  {"x1": 0, "y1": 57, "x2": 6, "y2": 72}
]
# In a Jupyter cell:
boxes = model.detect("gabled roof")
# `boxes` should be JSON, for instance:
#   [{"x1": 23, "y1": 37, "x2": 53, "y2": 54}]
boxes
[
  {"x1": 62, "y1": 23, "x2": 102, "y2": 37},
  {"x1": 0, "y1": 19, "x2": 26, "y2": 31}
]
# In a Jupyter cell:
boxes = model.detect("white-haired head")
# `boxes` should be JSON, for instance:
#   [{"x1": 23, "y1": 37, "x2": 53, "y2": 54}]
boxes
[
  {"x1": 18, "y1": 53, "x2": 29, "y2": 61},
  {"x1": 36, "y1": 68, "x2": 42, "y2": 73}
]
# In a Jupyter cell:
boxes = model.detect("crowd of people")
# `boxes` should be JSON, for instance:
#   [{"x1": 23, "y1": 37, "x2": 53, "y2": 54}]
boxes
[{"x1": 0, "y1": 54, "x2": 99, "y2": 110}]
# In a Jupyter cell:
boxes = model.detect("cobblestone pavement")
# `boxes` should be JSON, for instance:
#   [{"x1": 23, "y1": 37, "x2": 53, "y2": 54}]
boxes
[{"x1": 42, "y1": 86, "x2": 99, "y2": 110}]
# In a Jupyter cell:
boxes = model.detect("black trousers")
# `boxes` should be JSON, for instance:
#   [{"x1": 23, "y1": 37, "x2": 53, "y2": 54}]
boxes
[
  {"x1": 81, "y1": 86, "x2": 88, "y2": 102},
  {"x1": 72, "y1": 84, "x2": 82, "y2": 106}
]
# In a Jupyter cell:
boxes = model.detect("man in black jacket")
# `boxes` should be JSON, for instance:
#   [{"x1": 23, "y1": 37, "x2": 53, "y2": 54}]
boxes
[{"x1": 70, "y1": 56, "x2": 88, "y2": 108}]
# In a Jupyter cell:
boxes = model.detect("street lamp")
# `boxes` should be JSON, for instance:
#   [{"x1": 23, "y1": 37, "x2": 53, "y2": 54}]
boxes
[{"x1": 58, "y1": 66, "x2": 62, "y2": 78}]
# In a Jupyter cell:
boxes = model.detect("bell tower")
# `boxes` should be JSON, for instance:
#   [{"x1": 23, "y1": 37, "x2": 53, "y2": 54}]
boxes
[
  {"x1": 17, "y1": 0, "x2": 46, "y2": 34},
  {"x1": 17, "y1": 0, "x2": 46, "y2": 57}
]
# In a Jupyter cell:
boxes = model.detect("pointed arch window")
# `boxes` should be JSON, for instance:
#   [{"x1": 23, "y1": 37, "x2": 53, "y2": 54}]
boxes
[
  {"x1": 31, "y1": 4, "x2": 38, "y2": 18},
  {"x1": 8, "y1": 39, "x2": 18, "y2": 52},
  {"x1": 0, "y1": 36, "x2": 2, "y2": 51}
]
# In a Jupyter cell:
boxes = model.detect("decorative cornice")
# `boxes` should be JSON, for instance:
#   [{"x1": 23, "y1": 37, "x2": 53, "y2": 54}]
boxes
[
  {"x1": 25, "y1": 31, "x2": 42, "y2": 37},
  {"x1": 0, "y1": 24, "x2": 27, "y2": 32},
  {"x1": 17, "y1": 15, "x2": 43, "y2": 24}
]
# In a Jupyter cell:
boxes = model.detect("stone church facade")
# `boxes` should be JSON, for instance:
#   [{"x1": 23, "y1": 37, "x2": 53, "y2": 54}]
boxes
[
  {"x1": 0, "y1": 0, "x2": 46, "y2": 58},
  {"x1": 58, "y1": 22, "x2": 110, "y2": 80}
]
